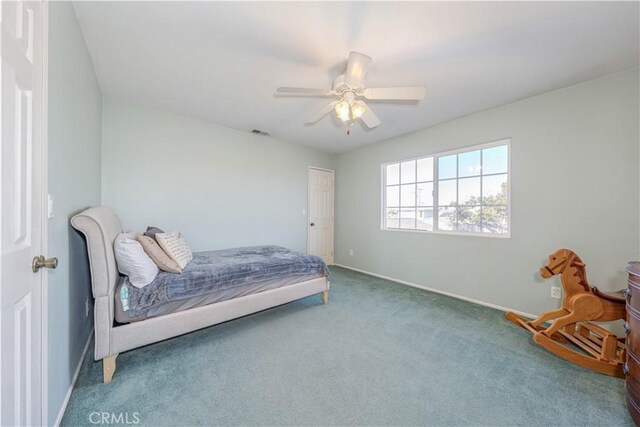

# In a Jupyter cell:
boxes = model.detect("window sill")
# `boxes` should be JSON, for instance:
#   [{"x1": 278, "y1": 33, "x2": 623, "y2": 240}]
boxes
[{"x1": 380, "y1": 227, "x2": 511, "y2": 239}]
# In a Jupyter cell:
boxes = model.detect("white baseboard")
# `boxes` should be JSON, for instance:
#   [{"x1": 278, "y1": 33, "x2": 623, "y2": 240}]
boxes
[
  {"x1": 54, "y1": 327, "x2": 93, "y2": 427},
  {"x1": 333, "y1": 263, "x2": 537, "y2": 319}
]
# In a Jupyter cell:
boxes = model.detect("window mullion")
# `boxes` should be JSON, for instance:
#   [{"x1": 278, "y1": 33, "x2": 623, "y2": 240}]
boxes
[
  {"x1": 455, "y1": 154, "x2": 459, "y2": 231},
  {"x1": 416, "y1": 170, "x2": 419, "y2": 231},
  {"x1": 382, "y1": 165, "x2": 386, "y2": 229},
  {"x1": 433, "y1": 156, "x2": 439, "y2": 231},
  {"x1": 479, "y1": 149, "x2": 483, "y2": 232}
]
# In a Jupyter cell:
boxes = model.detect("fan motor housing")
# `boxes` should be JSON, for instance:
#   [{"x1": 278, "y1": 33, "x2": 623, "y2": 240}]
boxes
[{"x1": 332, "y1": 74, "x2": 360, "y2": 96}]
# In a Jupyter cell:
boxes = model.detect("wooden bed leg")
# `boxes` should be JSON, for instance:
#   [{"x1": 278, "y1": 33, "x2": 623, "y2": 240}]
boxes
[
  {"x1": 103, "y1": 354, "x2": 118, "y2": 384},
  {"x1": 321, "y1": 290, "x2": 329, "y2": 305}
]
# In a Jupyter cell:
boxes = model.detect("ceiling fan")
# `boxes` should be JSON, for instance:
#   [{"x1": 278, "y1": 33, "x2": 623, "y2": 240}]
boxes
[{"x1": 276, "y1": 51, "x2": 426, "y2": 130}]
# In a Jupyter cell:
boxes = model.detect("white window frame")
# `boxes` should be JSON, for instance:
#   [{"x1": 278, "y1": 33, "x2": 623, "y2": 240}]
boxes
[{"x1": 381, "y1": 138, "x2": 511, "y2": 238}]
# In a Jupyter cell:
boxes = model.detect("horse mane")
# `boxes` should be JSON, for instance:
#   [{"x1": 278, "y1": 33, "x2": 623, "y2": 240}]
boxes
[{"x1": 567, "y1": 252, "x2": 591, "y2": 292}]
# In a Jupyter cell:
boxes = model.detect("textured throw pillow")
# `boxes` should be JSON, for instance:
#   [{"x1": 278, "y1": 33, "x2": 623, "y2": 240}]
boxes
[
  {"x1": 155, "y1": 231, "x2": 193, "y2": 269},
  {"x1": 144, "y1": 226, "x2": 165, "y2": 242},
  {"x1": 135, "y1": 234, "x2": 182, "y2": 274},
  {"x1": 113, "y1": 233, "x2": 159, "y2": 288}
]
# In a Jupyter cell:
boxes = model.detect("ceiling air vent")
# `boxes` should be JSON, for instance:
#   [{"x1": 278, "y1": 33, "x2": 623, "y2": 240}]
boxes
[{"x1": 251, "y1": 129, "x2": 270, "y2": 137}]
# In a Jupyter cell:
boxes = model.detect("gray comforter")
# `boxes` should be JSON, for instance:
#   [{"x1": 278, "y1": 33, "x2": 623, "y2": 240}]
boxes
[{"x1": 124, "y1": 245, "x2": 330, "y2": 317}]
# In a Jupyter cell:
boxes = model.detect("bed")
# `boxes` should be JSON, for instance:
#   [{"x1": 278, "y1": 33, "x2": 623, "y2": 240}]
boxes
[{"x1": 71, "y1": 206, "x2": 330, "y2": 383}]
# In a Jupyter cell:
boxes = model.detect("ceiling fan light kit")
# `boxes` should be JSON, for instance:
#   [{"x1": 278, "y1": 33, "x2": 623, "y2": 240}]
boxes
[
  {"x1": 351, "y1": 101, "x2": 366, "y2": 119},
  {"x1": 335, "y1": 99, "x2": 351, "y2": 121},
  {"x1": 277, "y1": 51, "x2": 427, "y2": 133},
  {"x1": 334, "y1": 93, "x2": 366, "y2": 123}
]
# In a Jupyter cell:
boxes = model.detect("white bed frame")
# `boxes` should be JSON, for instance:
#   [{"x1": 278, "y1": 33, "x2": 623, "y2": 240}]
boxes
[{"x1": 71, "y1": 206, "x2": 329, "y2": 383}]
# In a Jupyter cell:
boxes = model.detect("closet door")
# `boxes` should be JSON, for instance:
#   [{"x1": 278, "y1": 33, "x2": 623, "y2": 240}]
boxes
[{"x1": 307, "y1": 167, "x2": 334, "y2": 265}]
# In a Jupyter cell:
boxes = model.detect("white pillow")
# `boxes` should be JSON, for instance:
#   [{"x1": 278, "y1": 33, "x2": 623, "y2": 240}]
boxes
[
  {"x1": 114, "y1": 233, "x2": 159, "y2": 288},
  {"x1": 155, "y1": 231, "x2": 193, "y2": 269}
]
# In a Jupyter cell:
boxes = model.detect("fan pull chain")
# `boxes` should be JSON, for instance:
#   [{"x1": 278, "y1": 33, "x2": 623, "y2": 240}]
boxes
[{"x1": 346, "y1": 121, "x2": 355, "y2": 136}]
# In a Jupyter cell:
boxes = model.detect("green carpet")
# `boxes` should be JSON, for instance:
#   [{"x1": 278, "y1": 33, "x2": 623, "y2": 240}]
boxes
[{"x1": 61, "y1": 267, "x2": 632, "y2": 426}]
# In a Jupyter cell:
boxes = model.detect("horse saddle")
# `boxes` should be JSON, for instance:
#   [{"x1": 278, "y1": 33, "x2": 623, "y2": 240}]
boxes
[{"x1": 592, "y1": 287, "x2": 627, "y2": 304}]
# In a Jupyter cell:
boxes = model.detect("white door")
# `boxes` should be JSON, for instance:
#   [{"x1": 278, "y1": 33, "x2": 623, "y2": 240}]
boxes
[
  {"x1": 1, "y1": 1, "x2": 46, "y2": 425},
  {"x1": 307, "y1": 168, "x2": 334, "y2": 265}
]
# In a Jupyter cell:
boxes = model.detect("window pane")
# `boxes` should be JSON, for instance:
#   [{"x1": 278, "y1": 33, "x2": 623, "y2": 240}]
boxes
[
  {"x1": 386, "y1": 208, "x2": 399, "y2": 228},
  {"x1": 458, "y1": 177, "x2": 480, "y2": 206},
  {"x1": 400, "y1": 160, "x2": 416, "y2": 184},
  {"x1": 458, "y1": 150, "x2": 481, "y2": 177},
  {"x1": 482, "y1": 145, "x2": 508, "y2": 175},
  {"x1": 417, "y1": 182, "x2": 433, "y2": 207},
  {"x1": 417, "y1": 208, "x2": 433, "y2": 231},
  {"x1": 457, "y1": 206, "x2": 481, "y2": 233},
  {"x1": 482, "y1": 206, "x2": 508, "y2": 234},
  {"x1": 482, "y1": 174, "x2": 508, "y2": 205},
  {"x1": 400, "y1": 208, "x2": 416, "y2": 229},
  {"x1": 382, "y1": 141, "x2": 509, "y2": 236},
  {"x1": 437, "y1": 207, "x2": 457, "y2": 231},
  {"x1": 417, "y1": 157, "x2": 434, "y2": 182},
  {"x1": 438, "y1": 180, "x2": 456, "y2": 206},
  {"x1": 400, "y1": 184, "x2": 416, "y2": 207},
  {"x1": 386, "y1": 163, "x2": 400, "y2": 185},
  {"x1": 386, "y1": 185, "x2": 400, "y2": 207},
  {"x1": 438, "y1": 155, "x2": 457, "y2": 180}
]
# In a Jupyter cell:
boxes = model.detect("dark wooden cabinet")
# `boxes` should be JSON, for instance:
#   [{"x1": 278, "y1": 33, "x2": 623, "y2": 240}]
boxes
[{"x1": 626, "y1": 261, "x2": 640, "y2": 426}]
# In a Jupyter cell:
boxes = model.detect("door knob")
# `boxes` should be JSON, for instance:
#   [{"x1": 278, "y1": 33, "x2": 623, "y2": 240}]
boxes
[
  {"x1": 32, "y1": 255, "x2": 58, "y2": 273},
  {"x1": 310, "y1": 223, "x2": 315, "y2": 226}
]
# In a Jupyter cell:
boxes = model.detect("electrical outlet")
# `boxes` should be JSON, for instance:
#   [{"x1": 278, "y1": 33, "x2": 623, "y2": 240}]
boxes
[
  {"x1": 551, "y1": 286, "x2": 562, "y2": 299},
  {"x1": 85, "y1": 298, "x2": 90, "y2": 317},
  {"x1": 349, "y1": 249, "x2": 354, "y2": 256}
]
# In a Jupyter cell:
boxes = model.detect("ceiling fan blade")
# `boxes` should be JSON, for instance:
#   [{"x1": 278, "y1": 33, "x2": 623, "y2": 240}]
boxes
[
  {"x1": 344, "y1": 51, "x2": 372, "y2": 88},
  {"x1": 363, "y1": 86, "x2": 427, "y2": 101},
  {"x1": 359, "y1": 102, "x2": 381, "y2": 128},
  {"x1": 277, "y1": 87, "x2": 333, "y2": 97},
  {"x1": 306, "y1": 101, "x2": 339, "y2": 124}
]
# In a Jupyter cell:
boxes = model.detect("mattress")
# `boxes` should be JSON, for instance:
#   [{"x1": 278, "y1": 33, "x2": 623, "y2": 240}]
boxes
[
  {"x1": 123, "y1": 246, "x2": 329, "y2": 317},
  {"x1": 115, "y1": 273, "x2": 323, "y2": 323}
]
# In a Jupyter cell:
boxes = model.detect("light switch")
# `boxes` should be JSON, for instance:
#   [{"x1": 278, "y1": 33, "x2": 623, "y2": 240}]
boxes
[{"x1": 47, "y1": 194, "x2": 54, "y2": 219}]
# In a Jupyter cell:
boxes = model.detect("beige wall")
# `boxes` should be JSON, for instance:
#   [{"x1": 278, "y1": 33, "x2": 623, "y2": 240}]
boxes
[
  {"x1": 101, "y1": 100, "x2": 336, "y2": 253},
  {"x1": 47, "y1": 2, "x2": 102, "y2": 424},
  {"x1": 334, "y1": 69, "x2": 639, "y2": 316}
]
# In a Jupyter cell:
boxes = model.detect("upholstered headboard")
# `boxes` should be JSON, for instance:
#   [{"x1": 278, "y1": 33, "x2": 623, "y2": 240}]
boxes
[{"x1": 71, "y1": 206, "x2": 123, "y2": 360}]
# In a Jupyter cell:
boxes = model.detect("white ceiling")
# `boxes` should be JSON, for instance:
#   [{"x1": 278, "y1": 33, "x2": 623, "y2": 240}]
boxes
[{"x1": 73, "y1": 1, "x2": 639, "y2": 153}]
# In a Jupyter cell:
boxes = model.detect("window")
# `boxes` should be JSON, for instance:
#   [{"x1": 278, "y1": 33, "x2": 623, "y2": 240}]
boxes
[{"x1": 382, "y1": 140, "x2": 510, "y2": 237}]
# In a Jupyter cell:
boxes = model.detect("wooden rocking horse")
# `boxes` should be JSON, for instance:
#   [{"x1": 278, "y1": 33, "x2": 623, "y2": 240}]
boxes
[{"x1": 506, "y1": 249, "x2": 627, "y2": 377}]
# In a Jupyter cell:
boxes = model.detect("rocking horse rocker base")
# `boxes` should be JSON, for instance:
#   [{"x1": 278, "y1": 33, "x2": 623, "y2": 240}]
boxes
[
  {"x1": 506, "y1": 249, "x2": 627, "y2": 378},
  {"x1": 506, "y1": 312, "x2": 626, "y2": 378}
]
